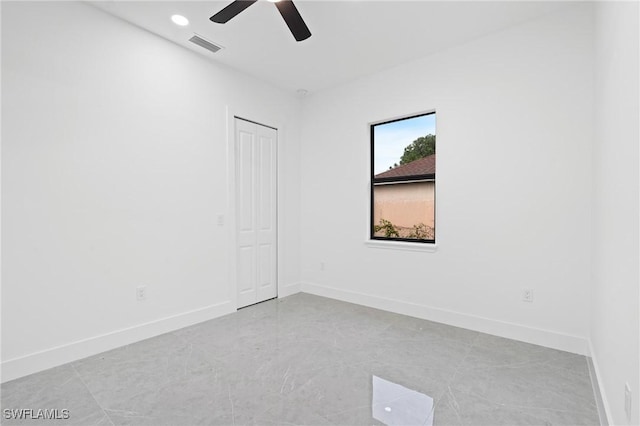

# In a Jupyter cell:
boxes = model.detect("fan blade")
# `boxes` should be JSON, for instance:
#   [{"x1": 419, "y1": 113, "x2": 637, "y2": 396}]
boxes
[
  {"x1": 274, "y1": 0, "x2": 311, "y2": 41},
  {"x1": 210, "y1": 0, "x2": 257, "y2": 23}
]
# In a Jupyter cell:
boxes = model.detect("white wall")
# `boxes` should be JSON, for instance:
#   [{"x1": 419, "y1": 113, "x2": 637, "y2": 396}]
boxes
[
  {"x1": 591, "y1": 2, "x2": 640, "y2": 425},
  {"x1": 299, "y1": 4, "x2": 595, "y2": 354},
  {"x1": 1, "y1": 1, "x2": 301, "y2": 381},
  {"x1": 3, "y1": 6, "x2": 638, "y2": 422}
]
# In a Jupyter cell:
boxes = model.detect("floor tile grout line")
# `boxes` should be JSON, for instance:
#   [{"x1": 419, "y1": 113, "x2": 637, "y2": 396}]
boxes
[
  {"x1": 535, "y1": 355, "x2": 594, "y2": 376},
  {"x1": 431, "y1": 331, "x2": 481, "y2": 418},
  {"x1": 446, "y1": 332, "x2": 481, "y2": 386},
  {"x1": 4, "y1": 294, "x2": 600, "y2": 426},
  {"x1": 70, "y1": 364, "x2": 115, "y2": 426},
  {"x1": 440, "y1": 345, "x2": 601, "y2": 419},
  {"x1": 458, "y1": 358, "x2": 588, "y2": 374},
  {"x1": 445, "y1": 333, "x2": 598, "y2": 410},
  {"x1": 451, "y1": 385, "x2": 600, "y2": 415}
]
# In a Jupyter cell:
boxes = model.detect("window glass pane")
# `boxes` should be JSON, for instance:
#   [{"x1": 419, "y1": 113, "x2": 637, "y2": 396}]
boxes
[{"x1": 371, "y1": 113, "x2": 436, "y2": 242}]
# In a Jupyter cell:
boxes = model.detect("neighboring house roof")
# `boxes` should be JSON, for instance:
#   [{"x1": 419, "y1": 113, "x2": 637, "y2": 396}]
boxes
[{"x1": 374, "y1": 154, "x2": 436, "y2": 180}]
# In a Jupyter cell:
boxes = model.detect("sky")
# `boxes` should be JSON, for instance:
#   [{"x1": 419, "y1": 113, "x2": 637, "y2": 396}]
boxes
[{"x1": 373, "y1": 114, "x2": 436, "y2": 174}]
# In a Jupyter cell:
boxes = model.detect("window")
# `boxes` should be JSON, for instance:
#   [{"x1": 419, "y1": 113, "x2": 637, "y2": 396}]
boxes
[{"x1": 371, "y1": 112, "x2": 436, "y2": 243}]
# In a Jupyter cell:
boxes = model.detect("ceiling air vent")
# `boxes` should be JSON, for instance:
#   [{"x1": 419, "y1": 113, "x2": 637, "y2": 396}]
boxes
[{"x1": 189, "y1": 34, "x2": 223, "y2": 54}]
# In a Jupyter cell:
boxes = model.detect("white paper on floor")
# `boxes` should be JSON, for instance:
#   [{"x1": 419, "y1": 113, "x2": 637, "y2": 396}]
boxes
[{"x1": 372, "y1": 375, "x2": 434, "y2": 426}]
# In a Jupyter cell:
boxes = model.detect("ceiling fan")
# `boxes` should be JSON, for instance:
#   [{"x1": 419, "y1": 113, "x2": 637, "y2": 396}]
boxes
[{"x1": 210, "y1": 0, "x2": 312, "y2": 42}]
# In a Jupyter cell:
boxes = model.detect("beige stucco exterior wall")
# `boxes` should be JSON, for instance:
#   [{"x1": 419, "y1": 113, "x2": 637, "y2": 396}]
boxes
[{"x1": 373, "y1": 181, "x2": 435, "y2": 232}]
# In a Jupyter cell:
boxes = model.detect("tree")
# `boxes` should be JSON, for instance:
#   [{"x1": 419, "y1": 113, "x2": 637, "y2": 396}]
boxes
[{"x1": 399, "y1": 134, "x2": 435, "y2": 165}]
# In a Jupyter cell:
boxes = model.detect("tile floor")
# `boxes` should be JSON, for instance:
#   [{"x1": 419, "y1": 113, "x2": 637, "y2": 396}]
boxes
[{"x1": 1, "y1": 293, "x2": 601, "y2": 425}]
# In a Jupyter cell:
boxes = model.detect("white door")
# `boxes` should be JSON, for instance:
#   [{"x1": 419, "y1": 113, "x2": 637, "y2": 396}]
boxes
[{"x1": 235, "y1": 118, "x2": 277, "y2": 308}]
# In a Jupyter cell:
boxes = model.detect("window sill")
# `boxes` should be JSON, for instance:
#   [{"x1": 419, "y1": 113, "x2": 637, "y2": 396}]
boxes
[{"x1": 365, "y1": 240, "x2": 438, "y2": 252}]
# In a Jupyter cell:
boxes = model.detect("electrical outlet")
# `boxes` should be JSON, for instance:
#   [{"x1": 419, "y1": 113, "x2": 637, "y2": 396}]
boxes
[
  {"x1": 217, "y1": 214, "x2": 224, "y2": 226},
  {"x1": 522, "y1": 288, "x2": 533, "y2": 303},
  {"x1": 625, "y1": 383, "x2": 632, "y2": 422},
  {"x1": 136, "y1": 285, "x2": 147, "y2": 301},
  {"x1": 320, "y1": 262, "x2": 325, "y2": 271}
]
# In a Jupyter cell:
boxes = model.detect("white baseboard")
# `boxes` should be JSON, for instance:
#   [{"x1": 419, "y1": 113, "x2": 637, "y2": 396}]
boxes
[
  {"x1": 1, "y1": 301, "x2": 235, "y2": 384},
  {"x1": 2, "y1": 284, "x2": 592, "y2": 384},
  {"x1": 301, "y1": 282, "x2": 590, "y2": 355},
  {"x1": 278, "y1": 282, "x2": 302, "y2": 298},
  {"x1": 588, "y1": 339, "x2": 613, "y2": 426}
]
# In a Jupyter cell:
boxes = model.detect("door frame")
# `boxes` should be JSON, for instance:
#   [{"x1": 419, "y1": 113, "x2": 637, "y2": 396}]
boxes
[{"x1": 225, "y1": 106, "x2": 282, "y2": 310}]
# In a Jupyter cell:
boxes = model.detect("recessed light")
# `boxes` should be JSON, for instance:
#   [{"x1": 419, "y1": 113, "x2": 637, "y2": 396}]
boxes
[{"x1": 171, "y1": 15, "x2": 189, "y2": 26}]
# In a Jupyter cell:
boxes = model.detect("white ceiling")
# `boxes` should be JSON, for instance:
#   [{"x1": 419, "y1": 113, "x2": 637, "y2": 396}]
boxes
[{"x1": 91, "y1": 1, "x2": 570, "y2": 94}]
